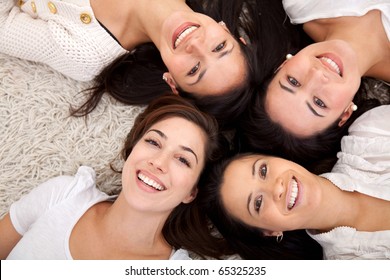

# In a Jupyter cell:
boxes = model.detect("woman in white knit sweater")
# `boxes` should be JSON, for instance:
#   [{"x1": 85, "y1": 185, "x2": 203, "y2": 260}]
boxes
[{"x1": 0, "y1": 0, "x2": 249, "y2": 98}]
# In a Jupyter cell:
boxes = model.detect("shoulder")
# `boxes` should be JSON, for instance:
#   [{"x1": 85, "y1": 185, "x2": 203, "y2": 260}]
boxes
[{"x1": 348, "y1": 105, "x2": 390, "y2": 137}]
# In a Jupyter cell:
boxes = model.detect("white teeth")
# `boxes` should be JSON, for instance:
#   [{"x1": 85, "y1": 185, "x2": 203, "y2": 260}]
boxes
[
  {"x1": 138, "y1": 173, "x2": 165, "y2": 191},
  {"x1": 320, "y1": 57, "x2": 341, "y2": 76},
  {"x1": 174, "y1": 26, "x2": 198, "y2": 48},
  {"x1": 288, "y1": 178, "x2": 298, "y2": 209}
]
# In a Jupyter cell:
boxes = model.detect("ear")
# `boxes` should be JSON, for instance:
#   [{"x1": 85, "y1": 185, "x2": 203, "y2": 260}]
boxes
[
  {"x1": 239, "y1": 37, "x2": 247, "y2": 45},
  {"x1": 262, "y1": 230, "x2": 282, "y2": 237},
  {"x1": 163, "y1": 72, "x2": 179, "y2": 95},
  {"x1": 338, "y1": 102, "x2": 354, "y2": 127},
  {"x1": 182, "y1": 187, "x2": 198, "y2": 204}
]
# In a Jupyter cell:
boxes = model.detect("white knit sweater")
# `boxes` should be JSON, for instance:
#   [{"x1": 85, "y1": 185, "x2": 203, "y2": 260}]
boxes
[{"x1": 0, "y1": 0, "x2": 127, "y2": 81}]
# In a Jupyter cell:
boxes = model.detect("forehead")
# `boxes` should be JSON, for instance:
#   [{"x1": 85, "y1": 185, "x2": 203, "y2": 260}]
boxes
[
  {"x1": 222, "y1": 156, "x2": 257, "y2": 193},
  {"x1": 149, "y1": 116, "x2": 203, "y2": 136},
  {"x1": 147, "y1": 116, "x2": 207, "y2": 150},
  {"x1": 221, "y1": 156, "x2": 257, "y2": 217}
]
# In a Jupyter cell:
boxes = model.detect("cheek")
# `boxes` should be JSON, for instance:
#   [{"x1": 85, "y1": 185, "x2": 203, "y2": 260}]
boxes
[{"x1": 162, "y1": 53, "x2": 188, "y2": 73}]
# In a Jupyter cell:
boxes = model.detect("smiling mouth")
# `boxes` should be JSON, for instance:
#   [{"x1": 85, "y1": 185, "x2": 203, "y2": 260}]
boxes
[
  {"x1": 288, "y1": 177, "x2": 299, "y2": 210},
  {"x1": 173, "y1": 25, "x2": 199, "y2": 49},
  {"x1": 318, "y1": 56, "x2": 342, "y2": 77},
  {"x1": 137, "y1": 172, "x2": 165, "y2": 191}
]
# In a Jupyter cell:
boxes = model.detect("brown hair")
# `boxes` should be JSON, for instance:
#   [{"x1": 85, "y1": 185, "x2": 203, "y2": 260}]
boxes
[{"x1": 119, "y1": 94, "x2": 226, "y2": 258}]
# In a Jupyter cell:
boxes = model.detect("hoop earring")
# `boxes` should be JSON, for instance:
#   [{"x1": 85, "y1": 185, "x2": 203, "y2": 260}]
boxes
[
  {"x1": 286, "y1": 54, "x2": 293, "y2": 60},
  {"x1": 276, "y1": 233, "x2": 283, "y2": 243}
]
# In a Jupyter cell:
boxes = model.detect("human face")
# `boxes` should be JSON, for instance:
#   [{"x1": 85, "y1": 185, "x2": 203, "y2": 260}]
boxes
[
  {"x1": 159, "y1": 11, "x2": 247, "y2": 96},
  {"x1": 265, "y1": 40, "x2": 361, "y2": 137},
  {"x1": 221, "y1": 155, "x2": 324, "y2": 234},
  {"x1": 121, "y1": 117, "x2": 207, "y2": 214}
]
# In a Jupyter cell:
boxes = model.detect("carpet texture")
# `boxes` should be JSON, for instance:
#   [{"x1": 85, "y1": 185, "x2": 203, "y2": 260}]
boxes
[{"x1": 0, "y1": 53, "x2": 144, "y2": 218}]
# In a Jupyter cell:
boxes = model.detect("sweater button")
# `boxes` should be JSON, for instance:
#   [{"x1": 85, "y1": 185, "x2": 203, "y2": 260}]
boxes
[
  {"x1": 80, "y1": 13, "x2": 92, "y2": 24},
  {"x1": 48, "y1": 2, "x2": 57, "y2": 14},
  {"x1": 31, "y1": 1, "x2": 37, "y2": 13}
]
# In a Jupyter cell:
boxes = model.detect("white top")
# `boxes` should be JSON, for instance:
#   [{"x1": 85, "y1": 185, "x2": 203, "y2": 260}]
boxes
[
  {"x1": 282, "y1": 0, "x2": 390, "y2": 40},
  {"x1": 7, "y1": 166, "x2": 191, "y2": 260},
  {"x1": 309, "y1": 105, "x2": 390, "y2": 259},
  {"x1": 0, "y1": 0, "x2": 127, "y2": 81}
]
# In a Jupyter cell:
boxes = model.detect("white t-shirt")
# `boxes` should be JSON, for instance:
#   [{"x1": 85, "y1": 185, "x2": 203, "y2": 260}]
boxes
[
  {"x1": 8, "y1": 166, "x2": 191, "y2": 260},
  {"x1": 310, "y1": 105, "x2": 390, "y2": 259},
  {"x1": 283, "y1": 0, "x2": 390, "y2": 40}
]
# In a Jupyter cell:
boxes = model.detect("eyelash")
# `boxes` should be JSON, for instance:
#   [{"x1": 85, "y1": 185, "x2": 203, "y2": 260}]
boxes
[
  {"x1": 145, "y1": 138, "x2": 160, "y2": 147},
  {"x1": 187, "y1": 62, "x2": 200, "y2": 76},
  {"x1": 287, "y1": 76, "x2": 301, "y2": 87},
  {"x1": 254, "y1": 195, "x2": 263, "y2": 213},
  {"x1": 213, "y1": 41, "x2": 226, "y2": 52},
  {"x1": 259, "y1": 163, "x2": 267, "y2": 179},
  {"x1": 187, "y1": 41, "x2": 226, "y2": 76},
  {"x1": 314, "y1": 97, "x2": 326, "y2": 108},
  {"x1": 144, "y1": 138, "x2": 191, "y2": 168},
  {"x1": 178, "y1": 157, "x2": 191, "y2": 168}
]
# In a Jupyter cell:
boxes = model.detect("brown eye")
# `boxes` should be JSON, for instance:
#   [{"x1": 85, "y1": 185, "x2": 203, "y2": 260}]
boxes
[
  {"x1": 287, "y1": 76, "x2": 301, "y2": 87},
  {"x1": 259, "y1": 164, "x2": 267, "y2": 179},
  {"x1": 213, "y1": 41, "x2": 226, "y2": 52},
  {"x1": 187, "y1": 62, "x2": 200, "y2": 76},
  {"x1": 314, "y1": 97, "x2": 327, "y2": 108},
  {"x1": 254, "y1": 195, "x2": 263, "y2": 212}
]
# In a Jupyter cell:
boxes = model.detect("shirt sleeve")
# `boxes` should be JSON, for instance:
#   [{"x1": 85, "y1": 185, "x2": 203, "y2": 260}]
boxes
[
  {"x1": 348, "y1": 105, "x2": 390, "y2": 138},
  {"x1": 9, "y1": 174, "x2": 75, "y2": 235}
]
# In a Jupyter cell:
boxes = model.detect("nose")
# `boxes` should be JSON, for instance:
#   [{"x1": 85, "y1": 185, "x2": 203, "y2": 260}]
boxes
[
  {"x1": 185, "y1": 36, "x2": 204, "y2": 53},
  {"x1": 272, "y1": 177, "x2": 285, "y2": 201},
  {"x1": 306, "y1": 66, "x2": 330, "y2": 88},
  {"x1": 148, "y1": 152, "x2": 169, "y2": 174}
]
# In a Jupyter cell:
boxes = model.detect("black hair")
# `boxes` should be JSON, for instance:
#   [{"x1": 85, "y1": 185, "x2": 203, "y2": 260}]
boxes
[
  {"x1": 70, "y1": 0, "x2": 310, "y2": 132},
  {"x1": 198, "y1": 153, "x2": 324, "y2": 259},
  {"x1": 236, "y1": 77, "x2": 383, "y2": 174}
]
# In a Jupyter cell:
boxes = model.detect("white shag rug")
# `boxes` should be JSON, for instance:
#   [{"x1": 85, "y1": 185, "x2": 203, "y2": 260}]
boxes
[{"x1": 0, "y1": 53, "x2": 145, "y2": 218}]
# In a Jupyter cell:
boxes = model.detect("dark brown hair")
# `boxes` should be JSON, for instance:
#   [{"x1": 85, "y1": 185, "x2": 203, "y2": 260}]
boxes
[
  {"x1": 119, "y1": 94, "x2": 227, "y2": 258},
  {"x1": 199, "y1": 153, "x2": 324, "y2": 259}
]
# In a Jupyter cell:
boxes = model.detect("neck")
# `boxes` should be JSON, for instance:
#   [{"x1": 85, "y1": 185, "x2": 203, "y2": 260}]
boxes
[
  {"x1": 136, "y1": 0, "x2": 192, "y2": 50},
  {"x1": 96, "y1": 193, "x2": 172, "y2": 257},
  {"x1": 309, "y1": 177, "x2": 390, "y2": 233},
  {"x1": 307, "y1": 177, "x2": 360, "y2": 232},
  {"x1": 93, "y1": 0, "x2": 191, "y2": 50}
]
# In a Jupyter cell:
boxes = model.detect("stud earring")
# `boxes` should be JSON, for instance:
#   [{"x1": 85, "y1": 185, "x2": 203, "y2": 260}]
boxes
[
  {"x1": 286, "y1": 54, "x2": 293, "y2": 60},
  {"x1": 218, "y1": 21, "x2": 226, "y2": 26},
  {"x1": 162, "y1": 75, "x2": 168, "y2": 82},
  {"x1": 351, "y1": 104, "x2": 358, "y2": 111}
]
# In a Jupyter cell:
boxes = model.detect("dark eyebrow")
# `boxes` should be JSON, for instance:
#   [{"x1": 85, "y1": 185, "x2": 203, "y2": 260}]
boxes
[
  {"x1": 147, "y1": 129, "x2": 199, "y2": 164},
  {"x1": 279, "y1": 81, "x2": 295, "y2": 94},
  {"x1": 247, "y1": 158, "x2": 260, "y2": 216},
  {"x1": 188, "y1": 45, "x2": 235, "y2": 86},
  {"x1": 247, "y1": 193, "x2": 252, "y2": 216},
  {"x1": 306, "y1": 101, "x2": 324, "y2": 117},
  {"x1": 252, "y1": 158, "x2": 260, "y2": 177},
  {"x1": 148, "y1": 129, "x2": 166, "y2": 139},
  {"x1": 180, "y1": 145, "x2": 198, "y2": 164},
  {"x1": 279, "y1": 81, "x2": 324, "y2": 118}
]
